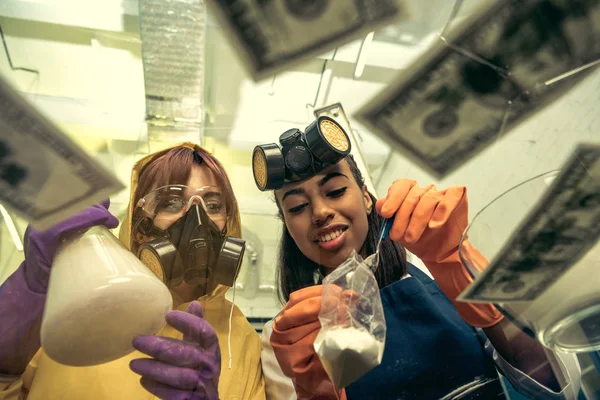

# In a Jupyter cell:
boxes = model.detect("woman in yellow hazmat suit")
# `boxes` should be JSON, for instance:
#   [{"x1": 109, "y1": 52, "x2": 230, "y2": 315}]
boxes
[{"x1": 0, "y1": 143, "x2": 266, "y2": 400}]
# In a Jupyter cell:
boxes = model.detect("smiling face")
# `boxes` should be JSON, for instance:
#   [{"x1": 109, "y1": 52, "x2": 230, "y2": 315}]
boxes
[{"x1": 275, "y1": 159, "x2": 373, "y2": 270}]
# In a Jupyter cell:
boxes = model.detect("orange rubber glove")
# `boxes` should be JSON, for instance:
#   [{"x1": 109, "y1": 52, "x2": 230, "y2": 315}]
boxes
[
  {"x1": 376, "y1": 179, "x2": 503, "y2": 328},
  {"x1": 270, "y1": 285, "x2": 347, "y2": 400}
]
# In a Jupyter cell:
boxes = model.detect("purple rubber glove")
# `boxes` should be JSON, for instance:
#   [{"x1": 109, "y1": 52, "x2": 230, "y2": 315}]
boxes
[
  {"x1": 0, "y1": 200, "x2": 119, "y2": 376},
  {"x1": 23, "y1": 199, "x2": 120, "y2": 294},
  {"x1": 130, "y1": 301, "x2": 221, "y2": 400}
]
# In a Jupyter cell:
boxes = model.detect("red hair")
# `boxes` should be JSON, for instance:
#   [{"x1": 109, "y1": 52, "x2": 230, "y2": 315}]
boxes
[{"x1": 132, "y1": 145, "x2": 240, "y2": 238}]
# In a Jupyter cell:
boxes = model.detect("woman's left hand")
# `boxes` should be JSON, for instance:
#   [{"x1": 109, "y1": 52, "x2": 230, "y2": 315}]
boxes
[
  {"x1": 377, "y1": 179, "x2": 503, "y2": 328},
  {"x1": 130, "y1": 301, "x2": 220, "y2": 400},
  {"x1": 376, "y1": 179, "x2": 468, "y2": 263}
]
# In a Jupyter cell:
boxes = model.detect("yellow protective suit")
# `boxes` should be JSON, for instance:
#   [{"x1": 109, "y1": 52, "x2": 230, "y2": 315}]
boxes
[{"x1": 0, "y1": 143, "x2": 266, "y2": 400}]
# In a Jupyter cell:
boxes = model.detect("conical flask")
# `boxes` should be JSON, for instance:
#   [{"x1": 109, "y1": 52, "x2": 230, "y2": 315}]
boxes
[{"x1": 40, "y1": 225, "x2": 173, "y2": 366}]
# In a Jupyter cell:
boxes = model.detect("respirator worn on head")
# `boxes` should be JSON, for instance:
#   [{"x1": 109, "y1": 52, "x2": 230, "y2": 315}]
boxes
[
  {"x1": 133, "y1": 185, "x2": 245, "y2": 291},
  {"x1": 252, "y1": 116, "x2": 351, "y2": 191}
]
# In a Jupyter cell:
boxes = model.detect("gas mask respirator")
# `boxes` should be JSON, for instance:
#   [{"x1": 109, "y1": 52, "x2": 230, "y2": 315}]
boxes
[
  {"x1": 132, "y1": 186, "x2": 245, "y2": 292},
  {"x1": 252, "y1": 116, "x2": 352, "y2": 191}
]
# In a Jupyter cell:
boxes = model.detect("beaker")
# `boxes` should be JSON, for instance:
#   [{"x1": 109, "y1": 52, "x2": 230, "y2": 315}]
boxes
[
  {"x1": 40, "y1": 225, "x2": 173, "y2": 366},
  {"x1": 459, "y1": 171, "x2": 600, "y2": 353}
]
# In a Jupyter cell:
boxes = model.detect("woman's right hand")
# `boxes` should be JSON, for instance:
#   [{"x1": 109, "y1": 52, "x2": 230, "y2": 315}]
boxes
[
  {"x1": 0, "y1": 200, "x2": 119, "y2": 377},
  {"x1": 23, "y1": 199, "x2": 119, "y2": 293},
  {"x1": 270, "y1": 285, "x2": 347, "y2": 400}
]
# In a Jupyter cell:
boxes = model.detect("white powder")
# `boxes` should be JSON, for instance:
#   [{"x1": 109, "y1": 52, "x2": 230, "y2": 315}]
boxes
[
  {"x1": 314, "y1": 327, "x2": 383, "y2": 389},
  {"x1": 41, "y1": 230, "x2": 173, "y2": 367}
]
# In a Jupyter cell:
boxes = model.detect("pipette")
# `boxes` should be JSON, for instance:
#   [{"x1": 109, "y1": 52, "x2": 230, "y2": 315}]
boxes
[{"x1": 372, "y1": 217, "x2": 393, "y2": 272}]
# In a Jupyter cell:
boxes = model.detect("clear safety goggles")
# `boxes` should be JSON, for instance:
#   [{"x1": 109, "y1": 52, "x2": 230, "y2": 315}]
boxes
[{"x1": 135, "y1": 185, "x2": 228, "y2": 227}]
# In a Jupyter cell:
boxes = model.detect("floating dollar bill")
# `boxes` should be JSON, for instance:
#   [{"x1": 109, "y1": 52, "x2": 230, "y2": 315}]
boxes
[
  {"x1": 0, "y1": 73, "x2": 125, "y2": 230},
  {"x1": 355, "y1": 0, "x2": 600, "y2": 178},
  {"x1": 459, "y1": 143, "x2": 600, "y2": 303},
  {"x1": 206, "y1": 0, "x2": 410, "y2": 81},
  {"x1": 314, "y1": 103, "x2": 378, "y2": 195}
]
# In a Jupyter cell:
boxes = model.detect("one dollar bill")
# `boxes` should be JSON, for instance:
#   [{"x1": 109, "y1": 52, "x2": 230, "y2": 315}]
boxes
[
  {"x1": 0, "y1": 73, "x2": 125, "y2": 231},
  {"x1": 459, "y1": 143, "x2": 600, "y2": 303},
  {"x1": 206, "y1": 0, "x2": 410, "y2": 81},
  {"x1": 355, "y1": 0, "x2": 600, "y2": 178}
]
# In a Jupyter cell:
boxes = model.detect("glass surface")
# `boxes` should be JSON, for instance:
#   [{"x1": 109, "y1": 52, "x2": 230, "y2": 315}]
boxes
[{"x1": 0, "y1": 0, "x2": 599, "y2": 397}]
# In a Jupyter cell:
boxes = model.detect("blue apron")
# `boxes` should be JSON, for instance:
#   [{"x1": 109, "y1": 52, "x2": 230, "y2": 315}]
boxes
[{"x1": 346, "y1": 264, "x2": 505, "y2": 400}]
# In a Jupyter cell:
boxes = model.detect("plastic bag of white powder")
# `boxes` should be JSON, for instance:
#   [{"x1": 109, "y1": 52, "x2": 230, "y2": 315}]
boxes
[{"x1": 314, "y1": 251, "x2": 386, "y2": 389}]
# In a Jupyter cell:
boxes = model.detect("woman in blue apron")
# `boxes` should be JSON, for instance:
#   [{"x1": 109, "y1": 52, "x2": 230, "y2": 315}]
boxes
[{"x1": 253, "y1": 117, "x2": 580, "y2": 400}]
